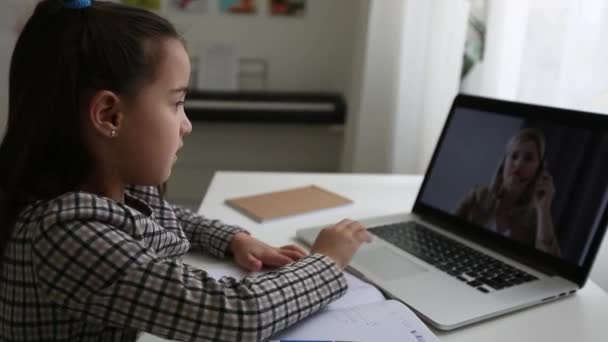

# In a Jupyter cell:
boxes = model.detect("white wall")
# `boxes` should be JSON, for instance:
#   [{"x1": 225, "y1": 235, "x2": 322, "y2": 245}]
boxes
[
  {"x1": 590, "y1": 232, "x2": 608, "y2": 292},
  {"x1": 342, "y1": 0, "x2": 404, "y2": 173},
  {"x1": 343, "y1": 0, "x2": 469, "y2": 174},
  {"x1": 406, "y1": 0, "x2": 470, "y2": 173},
  {"x1": 553, "y1": 0, "x2": 608, "y2": 111},
  {"x1": 0, "y1": 1, "x2": 363, "y2": 133},
  {"x1": 340, "y1": 0, "x2": 371, "y2": 172},
  {"x1": 167, "y1": 0, "x2": 362, "y2": 93},
  {"x1": 462, "y1": 0, "x2": 608, "y2": 113},
  {"x1": 0, "y1": 1, "x2": 38, "y2": 135},
  {"x1": 0, "y1": 29, "x2": 11, "y2": 134},
  {"x1": 161, "y1": 1, "x2": 364, "y2": 207},
  {"x1": 461, "y1": 0, "x2": 529, "y2": 101}
]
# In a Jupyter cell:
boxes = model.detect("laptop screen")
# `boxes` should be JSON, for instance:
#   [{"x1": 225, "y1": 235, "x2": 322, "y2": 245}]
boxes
[{"x1": 417, "y1": 95, "x2": 608, "y2": 268}]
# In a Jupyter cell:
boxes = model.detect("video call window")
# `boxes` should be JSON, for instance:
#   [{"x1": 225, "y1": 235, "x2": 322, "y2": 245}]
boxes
[{"x1": 419, "y1": 108, "x2": 608, "y2": 266}]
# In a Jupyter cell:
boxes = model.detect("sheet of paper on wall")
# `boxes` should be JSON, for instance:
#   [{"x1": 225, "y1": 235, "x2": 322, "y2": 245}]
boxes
[{"x1": 197, "y1": 41, "x2": 239, "y2": 91}]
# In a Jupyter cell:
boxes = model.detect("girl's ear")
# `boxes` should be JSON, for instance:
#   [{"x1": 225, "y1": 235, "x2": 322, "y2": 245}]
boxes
[{"x1": 87, "y1": 90, "x2": 124, "y2": 138}]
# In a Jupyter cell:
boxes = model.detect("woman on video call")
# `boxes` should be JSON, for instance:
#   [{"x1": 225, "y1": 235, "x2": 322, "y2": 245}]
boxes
[{"x1": 455, "y1": 128, "x2": 561, "y2": 257}]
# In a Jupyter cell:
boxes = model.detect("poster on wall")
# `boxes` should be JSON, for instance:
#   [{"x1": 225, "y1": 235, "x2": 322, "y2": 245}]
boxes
[
  {"x1": 168, "y1": 0, "x2": 208, "y2": 13},
  {"x1": 121, "y1": 0, "x2": 162, "y2": 11},
  {"x1": 197, "y1": 41, "x2": 239, "y2": 91},
  {"x1": 270, "y1": 0, "x2": 305, "y2": 16},
  {"x1": 219, "y1": 0, "x2": 257, "y2": 14}
]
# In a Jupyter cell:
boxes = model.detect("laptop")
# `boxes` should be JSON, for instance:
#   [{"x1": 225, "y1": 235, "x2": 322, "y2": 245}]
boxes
[{"x1": 297, "y1": 94, "x2": 608, "y2": 330}]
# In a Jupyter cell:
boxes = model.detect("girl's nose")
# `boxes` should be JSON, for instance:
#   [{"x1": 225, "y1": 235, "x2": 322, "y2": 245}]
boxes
[{"x1": 181, "y1": 114, "x2": 192, "y2": 136}]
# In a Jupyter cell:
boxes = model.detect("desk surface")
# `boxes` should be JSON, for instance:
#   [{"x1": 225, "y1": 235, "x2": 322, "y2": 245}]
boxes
[{"x1": 198, "y1": 171, "x2": 608, "y2": 342}]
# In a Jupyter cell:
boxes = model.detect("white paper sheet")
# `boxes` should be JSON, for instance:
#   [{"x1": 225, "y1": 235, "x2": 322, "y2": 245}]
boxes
[
  {"x1": 325, "y1": 272, "x2": 385, "y2": 311},
  {"x1": 272, "y1": 299, "x2": 439, "y2": 342},
  {"x1": 197, "y1": 41, "x2": 238, "y2": 91}
]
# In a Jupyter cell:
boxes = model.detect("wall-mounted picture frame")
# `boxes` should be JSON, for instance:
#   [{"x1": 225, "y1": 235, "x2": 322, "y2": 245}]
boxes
[
  {"x1": 270, "y1": 0, "x2": 305, "y2": 17},
  {"x1": 219, "y1": 0, "x2": 257, "y2": 14},
  {"x1": 168, "y1": 0, "x2": 208, "y2": 13}
]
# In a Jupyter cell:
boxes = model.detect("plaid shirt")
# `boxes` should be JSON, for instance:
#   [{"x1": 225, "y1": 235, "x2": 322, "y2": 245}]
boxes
[{"x1": 0, "y1": 186, "x2": 347, "y2": 341}]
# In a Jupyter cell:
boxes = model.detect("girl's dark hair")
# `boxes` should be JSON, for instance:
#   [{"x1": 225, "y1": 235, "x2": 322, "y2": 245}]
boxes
[{"x1": 0, "y1": 0, "x2": 180, "y2": 259}]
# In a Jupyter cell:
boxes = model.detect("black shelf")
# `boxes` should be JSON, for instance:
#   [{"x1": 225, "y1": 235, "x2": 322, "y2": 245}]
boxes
[{"x1": 185, "y1": 91, "x2": 346, "y2": 124}]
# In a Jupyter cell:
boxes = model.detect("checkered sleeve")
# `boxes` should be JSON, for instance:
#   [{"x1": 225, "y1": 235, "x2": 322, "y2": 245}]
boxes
[
  {"x1": 126, "y1": 185, "x2": 247, "y2": 258},
  {"x1": 172, "y1": 205, "x2": 248, "y2": 259},
  {"x1": 31, "y1": 220, "x2": 347, "y2": 342}
]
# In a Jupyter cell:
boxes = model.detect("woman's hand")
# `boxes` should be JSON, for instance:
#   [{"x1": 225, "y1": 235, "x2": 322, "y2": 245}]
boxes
[
  {"x1": 533, "y1": 170, "x2": 555, "y2": 213},
  {"x1": 533, "y1": 170, "x2": 561, "y2": 256},
  {"x1": 229, "y1": 233, "x2": 308, "y2": 272}
]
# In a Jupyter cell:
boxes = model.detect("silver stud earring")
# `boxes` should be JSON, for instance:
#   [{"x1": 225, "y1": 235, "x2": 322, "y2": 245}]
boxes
[{"x1": 110, "y1": 130, "x2": 117, "y2": 137}]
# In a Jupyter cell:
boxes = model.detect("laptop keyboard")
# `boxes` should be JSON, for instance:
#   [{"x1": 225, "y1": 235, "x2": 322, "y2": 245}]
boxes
[{"x1": 371, "y1": 221, "x2": 539, "y2": 293}]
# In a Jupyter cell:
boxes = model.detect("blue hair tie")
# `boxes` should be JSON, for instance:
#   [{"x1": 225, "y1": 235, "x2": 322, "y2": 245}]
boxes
[{"x1": 63, "y1": 0, "x2": 92, "y2": 9}]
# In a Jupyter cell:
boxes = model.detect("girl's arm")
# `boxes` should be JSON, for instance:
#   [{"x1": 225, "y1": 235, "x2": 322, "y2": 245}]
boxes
[
  {"x1": 32, "y1": 220, "x2": 347, "y2": 342},
  {"x1": 127, "y1": 185, "x2": 248, "y2": 258},
  {"x1": 172, "y1": 204, "x2": 249, "y2": 257}
]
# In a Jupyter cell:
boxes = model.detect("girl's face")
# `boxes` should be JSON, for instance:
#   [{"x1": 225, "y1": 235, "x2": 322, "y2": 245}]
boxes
[
  {"x1": 502, "y1": 140, "x2": 541, "y2": 194},
  {"x1": 117, "y1": 38, "x2": 192, "y2": 185}
]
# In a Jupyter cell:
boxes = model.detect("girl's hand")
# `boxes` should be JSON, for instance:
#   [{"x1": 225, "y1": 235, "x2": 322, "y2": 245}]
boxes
[
  {"x1": 229, "y1": 233, "x2": 309, "y2": 272},
  {"x1": 533, "y1": 170, "x2": 555, "y2": 212},
  {"x1": 311, "y1": 219, "x2": 371, "y2": 270}
]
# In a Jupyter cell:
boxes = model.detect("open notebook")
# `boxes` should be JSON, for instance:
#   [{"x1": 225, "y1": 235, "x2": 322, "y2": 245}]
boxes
[{"x1": 139, "y1": 257, "x2": 439, "y2": 342}]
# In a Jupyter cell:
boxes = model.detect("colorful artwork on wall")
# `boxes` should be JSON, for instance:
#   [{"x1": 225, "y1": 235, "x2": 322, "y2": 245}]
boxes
[
  {"x1": 219, "y1": 0, "x2": 257, "y2": 14},
  {"x1": 168, "y1": 0, "x2": 208, "y2": 13},
  {"x1": 270, "y1": 0, "x2": 305, "y2": 16}
]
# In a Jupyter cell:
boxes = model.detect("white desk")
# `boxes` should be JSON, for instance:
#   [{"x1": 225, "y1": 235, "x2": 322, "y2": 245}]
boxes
[{"x1": 194, "y1": 171, "x2": 608, "y2": 342}]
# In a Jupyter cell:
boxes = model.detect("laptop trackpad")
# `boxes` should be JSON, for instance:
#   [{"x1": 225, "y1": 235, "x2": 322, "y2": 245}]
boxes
[{"x1": 355, "y1": 248, "x2": 428, "y2": 281}]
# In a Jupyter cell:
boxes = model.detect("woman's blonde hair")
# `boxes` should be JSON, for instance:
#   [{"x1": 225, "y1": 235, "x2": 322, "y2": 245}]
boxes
[{"x1": 490, "y1": 128, "x2": 546, "y2": 205}]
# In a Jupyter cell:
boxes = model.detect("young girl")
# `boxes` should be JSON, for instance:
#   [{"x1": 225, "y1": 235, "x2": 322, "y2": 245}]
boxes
[{"x1": 0, "y1": 1, "x2": 370, "y2": 341}]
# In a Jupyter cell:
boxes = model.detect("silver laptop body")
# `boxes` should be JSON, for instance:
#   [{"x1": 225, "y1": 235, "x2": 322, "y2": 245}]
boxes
[{"x1": 297, "y1": 94, "x2": 608, "y2": 330}]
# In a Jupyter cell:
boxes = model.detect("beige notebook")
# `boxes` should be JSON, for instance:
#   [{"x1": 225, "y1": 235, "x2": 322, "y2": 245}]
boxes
[{"x1": 225, "y1": 185, "x2": 353, "y2": 222}]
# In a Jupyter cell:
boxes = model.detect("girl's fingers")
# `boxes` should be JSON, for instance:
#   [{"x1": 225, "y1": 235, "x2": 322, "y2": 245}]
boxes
[
  {"x1": 335, "y1": 219, "x2": 354, "y2": 230},
  {"x1": 260, "y1": 250, "x2": 293, "y2": 267},
  {"x1": 243, "y1": 254, "x2": 263, "y2": 272},
  {"x1": 355, "y1": 227, "x2": 372, "y2": 242},
  {"x1": 280, "y1": 244, "x2": 308, "y2": 257},
  {"x1": 277, "y1": 248, "x2": 305, "y2": 261}
]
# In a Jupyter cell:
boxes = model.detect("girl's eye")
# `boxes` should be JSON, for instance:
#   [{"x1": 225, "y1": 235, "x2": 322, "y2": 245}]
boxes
[{"x1": 176, "y1": 100, "x2": 185, "y2": 108}]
